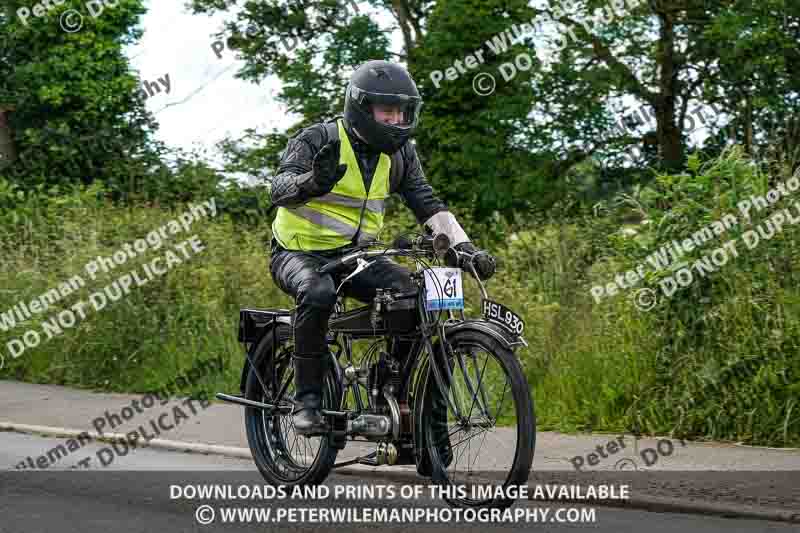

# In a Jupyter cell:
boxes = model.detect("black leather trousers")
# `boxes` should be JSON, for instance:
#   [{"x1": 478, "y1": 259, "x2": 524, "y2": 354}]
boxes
[{"x1": 269, "y1": 239, "x2": 415, "y2": 395}]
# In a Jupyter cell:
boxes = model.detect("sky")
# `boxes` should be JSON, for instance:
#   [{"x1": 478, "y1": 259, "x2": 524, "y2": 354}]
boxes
[{"x1": 124, "y1": 1, "x2": 289, "y2": 183}]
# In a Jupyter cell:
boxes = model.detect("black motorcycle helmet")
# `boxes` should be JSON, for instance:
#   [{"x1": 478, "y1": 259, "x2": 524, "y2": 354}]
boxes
[{"x1": 343, "y1": 60, "x2": 423, "y2": 155}]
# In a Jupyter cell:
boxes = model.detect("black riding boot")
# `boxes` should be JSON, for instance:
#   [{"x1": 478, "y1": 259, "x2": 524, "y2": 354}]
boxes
[{"x1": 292, "y1": 354, "x2": 329, "y2": 436}]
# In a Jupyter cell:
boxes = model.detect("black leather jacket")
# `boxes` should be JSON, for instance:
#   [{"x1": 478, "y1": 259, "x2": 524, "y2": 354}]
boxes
[{"x1": 269, "y1": 119, "x2": 448, "y2": 227}]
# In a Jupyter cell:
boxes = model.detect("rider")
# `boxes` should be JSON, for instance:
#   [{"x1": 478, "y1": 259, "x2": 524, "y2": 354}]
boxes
[{"x1": 267, "y1": 60, "x2": 496, "y2": 475}]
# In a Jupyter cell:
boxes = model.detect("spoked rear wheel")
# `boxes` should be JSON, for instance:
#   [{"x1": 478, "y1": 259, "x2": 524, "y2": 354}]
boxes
[
  {"x1": 419, "y1": 329, "x2": 535, "y2": 509},
  {"x1": 244, "y1": 324, "x2": 340, "y2": 486}
]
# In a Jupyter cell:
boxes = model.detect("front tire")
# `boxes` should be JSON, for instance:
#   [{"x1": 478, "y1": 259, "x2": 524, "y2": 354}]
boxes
[
  {"x1": 418, "y1": 329, "x2": 535, "y2": 509},
  {"x1": 244, "y1": 324, "x2": 340, "y2": 486}
]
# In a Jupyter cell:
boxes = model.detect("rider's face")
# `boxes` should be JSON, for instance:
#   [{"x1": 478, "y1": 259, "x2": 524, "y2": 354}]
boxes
[{"x1": 372, "y1": 104, "x2": 404, "y2": 125}]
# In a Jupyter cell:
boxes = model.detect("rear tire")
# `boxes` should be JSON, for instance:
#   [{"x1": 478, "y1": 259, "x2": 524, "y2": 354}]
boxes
[
  {"x1": 418, "y1": 329, "x2": 535, "y2": 509},
  {"x1": 244, "y1": 324, "x2": 340, "y2": 486}
]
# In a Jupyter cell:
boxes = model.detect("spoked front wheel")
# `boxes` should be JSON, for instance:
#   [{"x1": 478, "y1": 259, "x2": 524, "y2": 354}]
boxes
[
  {"x1": 244, "y1": 324, "x2": 340, "y2": 486},
  {"x1": 419, "y1": 329, "x2": 535, "y2": 509}
]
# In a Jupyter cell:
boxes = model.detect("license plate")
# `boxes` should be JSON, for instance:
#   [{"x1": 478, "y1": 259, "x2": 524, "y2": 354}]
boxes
[
  {"x1": 482, "y1": 299, "x2": 525, "y2": 335},
  {"x1": 424, "y1": 267, "x2": 464, "y2": 311}
]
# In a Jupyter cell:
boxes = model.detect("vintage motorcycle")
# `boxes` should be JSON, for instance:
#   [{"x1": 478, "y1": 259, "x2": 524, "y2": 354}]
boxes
[{"x1": 217, "y1": 233, "x2": 535, "y2": 509}]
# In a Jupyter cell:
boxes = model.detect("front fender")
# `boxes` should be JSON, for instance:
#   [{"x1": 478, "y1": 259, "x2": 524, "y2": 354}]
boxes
[{"x1": 443, "y1": 319, "x2": 527, "y2": 351}]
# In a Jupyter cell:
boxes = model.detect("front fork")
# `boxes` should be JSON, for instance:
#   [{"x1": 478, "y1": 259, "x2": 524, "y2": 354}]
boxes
[
  {"x1": 413, "y1": 273, "x2": 493, "y2": 427},
  {"x1": 410, "y1": 269, "x2": 465, "y2": 423}
]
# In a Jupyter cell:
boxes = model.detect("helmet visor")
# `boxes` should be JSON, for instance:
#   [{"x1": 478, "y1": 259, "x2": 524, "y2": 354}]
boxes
[{"x1": 350, "y1": 86, "x2": 422, "y2": 127}]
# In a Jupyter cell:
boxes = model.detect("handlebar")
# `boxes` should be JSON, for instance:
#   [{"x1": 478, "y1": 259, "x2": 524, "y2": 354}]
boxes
[
  {"x1": 315, "y1": 232, "x2": 491, "y2": 301},
  {"x1": 391, "y1": 233, "x2": 451, "y2": 255},
  {"x1": 316, "y1": 233, "x2": 460, "y2": 276}
]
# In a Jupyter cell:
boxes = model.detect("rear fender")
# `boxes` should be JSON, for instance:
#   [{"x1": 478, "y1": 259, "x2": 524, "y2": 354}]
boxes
[
  {"x1": 237, "y1": 308, "x2": 342, "y2": 395},
  {"x1": 238, "y1": 309, "x2": 292, "y2": 394}
]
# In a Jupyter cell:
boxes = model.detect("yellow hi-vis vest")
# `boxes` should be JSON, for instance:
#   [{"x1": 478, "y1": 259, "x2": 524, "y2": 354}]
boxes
[{"x1": 272, "y1": 119, "x2": 391, "y2": 251}]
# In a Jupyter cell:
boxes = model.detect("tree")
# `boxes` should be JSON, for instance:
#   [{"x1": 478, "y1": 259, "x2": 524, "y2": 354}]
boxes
[
  {"x1": 527, "y1": 0, "x2": 800, "y2": 172},
  {"x1": 0, "y1": 0, "x2": 169, "y2": 200},
  {"x1": 193, "y1": 0, "x2": 391, "y2": 167},
  {"x1": 190, "y1": 0, "x2": 800, "y2": 224},
  {"x1": 696, "y1": 0, "x2": 800, "y2": 170},
  {"x1": 191, "y1": 0, "x2": 564, "y2": 223},
  {"x1": 412, "y1": 0, "x2": 548, "y2": 224},
  {"x1": 0, "y1": 105, "x2": 16, "y2": 168}
]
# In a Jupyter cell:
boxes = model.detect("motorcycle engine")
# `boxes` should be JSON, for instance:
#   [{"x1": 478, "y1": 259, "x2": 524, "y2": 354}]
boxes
[{"x1": 367, "y1": 353, "x2": 400, "y2": 412}]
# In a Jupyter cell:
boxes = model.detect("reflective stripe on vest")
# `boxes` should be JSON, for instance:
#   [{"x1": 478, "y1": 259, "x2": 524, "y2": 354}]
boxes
[
  {"x1": 290, "y1": 206, "x2": 378, "y2": 242},
  {"x1": 315, "y1": 192, "x2": 385, "y2": 214},
  {"x1": 271, "y1": 119, "x2": 391, "y2": 251}
]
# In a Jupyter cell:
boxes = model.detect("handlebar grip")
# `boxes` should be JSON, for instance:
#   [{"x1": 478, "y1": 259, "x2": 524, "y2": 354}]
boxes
[
  {"x1": 392, "y1": 233, "x2": 450, "y2": 255},
  {"x1": 392, "y1": 235, "x2": 414, "y2": 250}
]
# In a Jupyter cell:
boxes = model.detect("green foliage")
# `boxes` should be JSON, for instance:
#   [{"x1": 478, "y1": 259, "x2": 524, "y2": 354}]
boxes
[
  {"x1": 0, "y1": 0, "x2": 169, "y2": 198},
  {"x1": 597, "y1": 148, "x2": 800, "y2": 443},
  {"x1": 1, "y1": 150, "x2": 798, "y2": 445},
  {"x1": 527, "y1": 0, "x2": 800, "y2": 174},
  {"x1": 188, "y1": 0, "x2": 800, "y2": 228},
  {"x1": 0, "y1": 0, "x2": 236, "y2": 208},
  {"x1": 411, "y1": 0, "x2": 545, "y2": 224},
  {"x1": 1, "y1": 0, "x2": 798, "y2": 447},
  {"x1": 527, "y1": 148, "x2": 800, "y2": 444},
  {"x1": 0, "y1": 181, "x2": 285, "y2": 395},
  {"x1": 215, "y1": 180, "x2": 273, "y2": 228}
]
